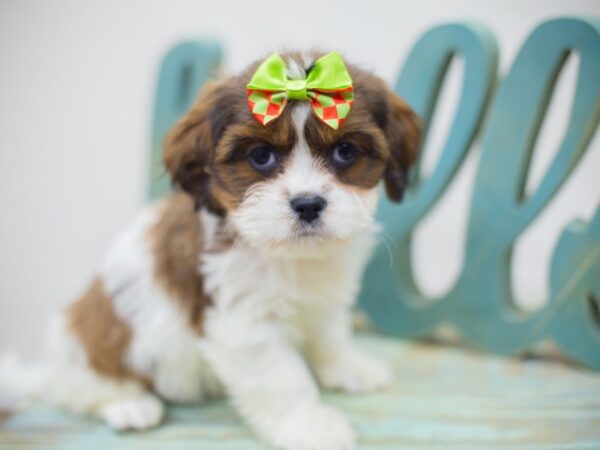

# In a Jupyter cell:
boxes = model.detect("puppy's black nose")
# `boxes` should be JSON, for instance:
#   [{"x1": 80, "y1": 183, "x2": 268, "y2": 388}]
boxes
[{"x1": 290, "y1": 196, "x2": 326, "y2": 223}]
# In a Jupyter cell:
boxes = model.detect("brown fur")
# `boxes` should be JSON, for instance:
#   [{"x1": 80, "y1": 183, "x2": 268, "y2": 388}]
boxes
[
  {"x1": 149, "y1": 192, "x2": 214, "y2": 332},
  {"x1": 68, "y1": 278, "x2": 148, "y2": 385},
  {"x1": 304, "y1": 97, "x2": 390, "y2": 190},
  {"x1": 209, "y1": 111, "x2": 297, "y2": 210},
  {"x1": 163, "y1": 51, "x2": 421, "y2": 215},
  {"x1": 67, "y1": 194, "x2": 214, "y2": 385},
  {"x1": 381, "y1": 92, "x2": 421, "y2": 201},
  {"x1": 66, "y1": 51, "x2": 420, "y2": 388}
]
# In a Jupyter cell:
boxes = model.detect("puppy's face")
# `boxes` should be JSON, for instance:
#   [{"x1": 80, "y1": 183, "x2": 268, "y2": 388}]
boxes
[{"x1": 164, "y1": 53, "x2": 420, "y2": 257}]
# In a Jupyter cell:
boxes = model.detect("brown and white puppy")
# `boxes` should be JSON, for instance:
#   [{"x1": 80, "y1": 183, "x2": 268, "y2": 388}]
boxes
[{"x1": 49, "y1": 51, "x2": 419, "y2": 450}]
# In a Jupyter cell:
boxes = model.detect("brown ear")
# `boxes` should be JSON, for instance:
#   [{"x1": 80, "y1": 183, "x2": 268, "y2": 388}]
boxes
[
  {"x1": 382, "y1": 91, "x2": 421, "y2": 202},
  {"x1": 163, "y1": 80, "x2": 237, "y2": 215}
]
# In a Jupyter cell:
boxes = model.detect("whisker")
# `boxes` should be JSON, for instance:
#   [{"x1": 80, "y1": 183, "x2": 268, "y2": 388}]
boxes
[
  {"x1": 376, "y1": 229, "x2": 395, "y2": 269},
  {"x1": 378, "y1": 227, "x2": 398, "y2": 251},
  {"x1": 349, "y1": 191, "x2": 395, "y2": 268}
]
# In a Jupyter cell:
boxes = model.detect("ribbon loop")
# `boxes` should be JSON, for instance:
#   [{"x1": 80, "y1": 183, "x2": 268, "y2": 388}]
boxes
[{"x1": 246, "y1": 51, "x2": 354, "y2": 129}]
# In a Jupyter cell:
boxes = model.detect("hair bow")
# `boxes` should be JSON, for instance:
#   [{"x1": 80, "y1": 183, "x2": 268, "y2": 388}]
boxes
[{"x1": 246, "y1": 52, "x2": 354, "y2": 130}]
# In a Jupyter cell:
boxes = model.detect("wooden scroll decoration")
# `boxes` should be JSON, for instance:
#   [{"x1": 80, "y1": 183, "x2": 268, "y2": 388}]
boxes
[
  {"x1": 148, "y1": 40, "x2": 222, "y2": 199},
  {"x1": 147, "y1": 19, "x2": 599, "y2": 369},
  {"x1": 358, "y1": 18, "x2": 600, "y2": 369}
]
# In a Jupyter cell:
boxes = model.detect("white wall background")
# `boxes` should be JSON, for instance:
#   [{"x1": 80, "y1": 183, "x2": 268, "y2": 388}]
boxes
[{"x1": 1, "y1": 0, "x2": 598, "y2": 358}]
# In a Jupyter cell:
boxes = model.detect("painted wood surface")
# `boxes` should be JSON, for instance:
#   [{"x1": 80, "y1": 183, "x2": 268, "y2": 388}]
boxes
[
  {"x1": 358, "y1": 18, "x2": 600, "y2": 369},
  {"x1": 145, "y1": 20, "x2": 600, "y2": 369},
  {"x1": 143, "y1": 19, "x2": 599, "y2": 368},
  {"x1": 148, "y1": 40, "x2": 222, "y2": 199},
  {"x1": 2, "y1": 334, "x2": 599, "y2": 449}
]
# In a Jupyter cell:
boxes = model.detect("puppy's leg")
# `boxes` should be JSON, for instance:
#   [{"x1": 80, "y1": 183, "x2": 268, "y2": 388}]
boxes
[
  {"x1": 305, "y1": 308, "x2": 393, "y2": 394},
  {"x1": 98, "y1": 392, "x2": 164, "y2": 431},
  {"x1": 47, "y1": 316, "x2": 164, "y2": 431},
  {"x1": 47, "y1": 361, "x2": 164, "y2": 431},
  {"x1": 201, "y1": 308, "x2": 355, "y2": 450}
]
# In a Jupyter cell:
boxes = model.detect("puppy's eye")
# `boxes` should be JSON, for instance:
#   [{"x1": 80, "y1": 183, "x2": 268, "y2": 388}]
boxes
[
  {"x1": 331, "y1": 142, "x2": 358, "y2": 167},
  {"x1": 249, "y1": 146, "x2": 277, "y2": 172}
]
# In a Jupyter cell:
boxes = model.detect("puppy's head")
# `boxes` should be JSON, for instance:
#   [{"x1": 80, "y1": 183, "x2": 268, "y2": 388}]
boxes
[{"x1": 164, "y1": 52, "x2": 420, "y2": 257}]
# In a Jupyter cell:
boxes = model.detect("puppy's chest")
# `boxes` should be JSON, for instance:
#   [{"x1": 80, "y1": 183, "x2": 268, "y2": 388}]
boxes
[
  {"x1": 277, "y1": 259, "x2": 353, "y2": 305},
  {"x1": 201, "y1": 244, "x2": 359, "y2": 312}
]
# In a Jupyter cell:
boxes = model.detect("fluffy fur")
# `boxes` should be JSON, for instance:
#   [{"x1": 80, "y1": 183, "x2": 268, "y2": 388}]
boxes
[{"x1": 15, "y1": 51, "x2": 420, "y2": 450}]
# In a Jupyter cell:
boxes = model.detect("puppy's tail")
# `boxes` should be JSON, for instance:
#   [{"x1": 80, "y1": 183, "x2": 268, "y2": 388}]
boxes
[{"x1": 0, "y1": 352, "x2": 49, "y2": 413}]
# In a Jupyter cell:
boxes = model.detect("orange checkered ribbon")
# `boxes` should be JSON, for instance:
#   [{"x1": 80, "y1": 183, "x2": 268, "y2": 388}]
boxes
[{"x1": 246, "y1": 52, "x2": 353, "y2": 130}]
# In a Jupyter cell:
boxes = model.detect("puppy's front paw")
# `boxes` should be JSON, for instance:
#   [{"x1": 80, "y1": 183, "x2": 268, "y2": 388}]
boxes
[
  {"x1": 315, "y1": 350, "x2": 393, "y2": 394},
  {"x1": 271, "y1": 403, "x2": 355, "y2": 450},
  {"x1": 99, "y1": 394, "x2": 164, "y2": 431}
]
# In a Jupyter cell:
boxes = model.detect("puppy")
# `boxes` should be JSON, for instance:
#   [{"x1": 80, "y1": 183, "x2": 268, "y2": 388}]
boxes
[{"x1": 48, "y1": 51, "x2": 420, "y2": 450}]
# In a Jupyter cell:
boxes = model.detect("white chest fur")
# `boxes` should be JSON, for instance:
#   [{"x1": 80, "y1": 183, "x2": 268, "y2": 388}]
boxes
[
  {"x1": 97, "y1": 205, "x2": 377, "y2": 406},
  {"x1": 201, "y1": 210, "x2": 376, "y2": 326}
]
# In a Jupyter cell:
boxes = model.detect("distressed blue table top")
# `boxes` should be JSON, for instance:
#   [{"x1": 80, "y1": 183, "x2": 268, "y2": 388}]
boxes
[{"x1": 2, "y1": 334, "x2": 599, "y2": 450}]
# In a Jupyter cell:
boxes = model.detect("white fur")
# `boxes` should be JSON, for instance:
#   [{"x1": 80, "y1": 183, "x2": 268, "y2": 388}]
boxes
[
  {"x1": 0, "y1": 352, "x2": 48, "y2": 412},
  {"x1": 198, "y1": 219, "x2": 382, "y2": 449},
  {"x1": 230, "y1": 105, "x2": 379, "y2": 259},
  {"x1": 99, "y1": 208, "x2": 222, "y2": 404},
  {"x1": 285, "y1": 53, "x2": 313, "y2": 80},
  {"x1": 197, "y1": 106, "x2": 390, "y2": 449},
  {"x1": 42, "y1": 207, "x2": 220, "y2": 430},
  {"x1": 99, "y1": 393, "x2": 164, "y2": 431},
  {"x1": 45, "y1": 314, "x2": 151, "y2": 421},
  {"x1": 40, "y1": 81, "x2": 392, "y2": 450}
]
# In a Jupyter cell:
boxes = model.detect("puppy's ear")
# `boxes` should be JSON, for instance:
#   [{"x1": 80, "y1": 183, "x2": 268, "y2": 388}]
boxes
[
  {"x1": 381, "y1": 90, "x2": 421, "y2": 202},
  {"x1": 163, "y1": 80, "x2": 236, "y2": 214}
]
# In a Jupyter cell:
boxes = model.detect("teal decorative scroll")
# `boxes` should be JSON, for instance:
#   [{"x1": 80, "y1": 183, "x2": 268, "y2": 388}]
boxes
[
  {"x1": 147, "y1": 20, "x2": 599, "y2": 369},
  {"x1": 148, "y1": 41, "x2": 222, "y2": 199},
  {"x1": 358, "y1": 18, "x2": 600, "y2": 369}
]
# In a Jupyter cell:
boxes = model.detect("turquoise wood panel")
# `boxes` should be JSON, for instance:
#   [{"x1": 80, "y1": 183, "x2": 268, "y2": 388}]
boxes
[
  {"x1": 359, "y1": 18, "x2": 600, "y2": 368},
  {"x1": 543, "y1": 209, "x2": 600, "y2": 368},
  {"x1": 148, "y1": 41, "x2": 222, "y2": 200},
  {"x1": 359, "y1": 23, "x2": 499, "y2": 335}
]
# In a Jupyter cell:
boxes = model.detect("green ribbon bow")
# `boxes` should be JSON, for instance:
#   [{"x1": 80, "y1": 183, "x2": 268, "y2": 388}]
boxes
[{"x1": 246, "y1": 52, "x2": 354, "y2": 129}]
